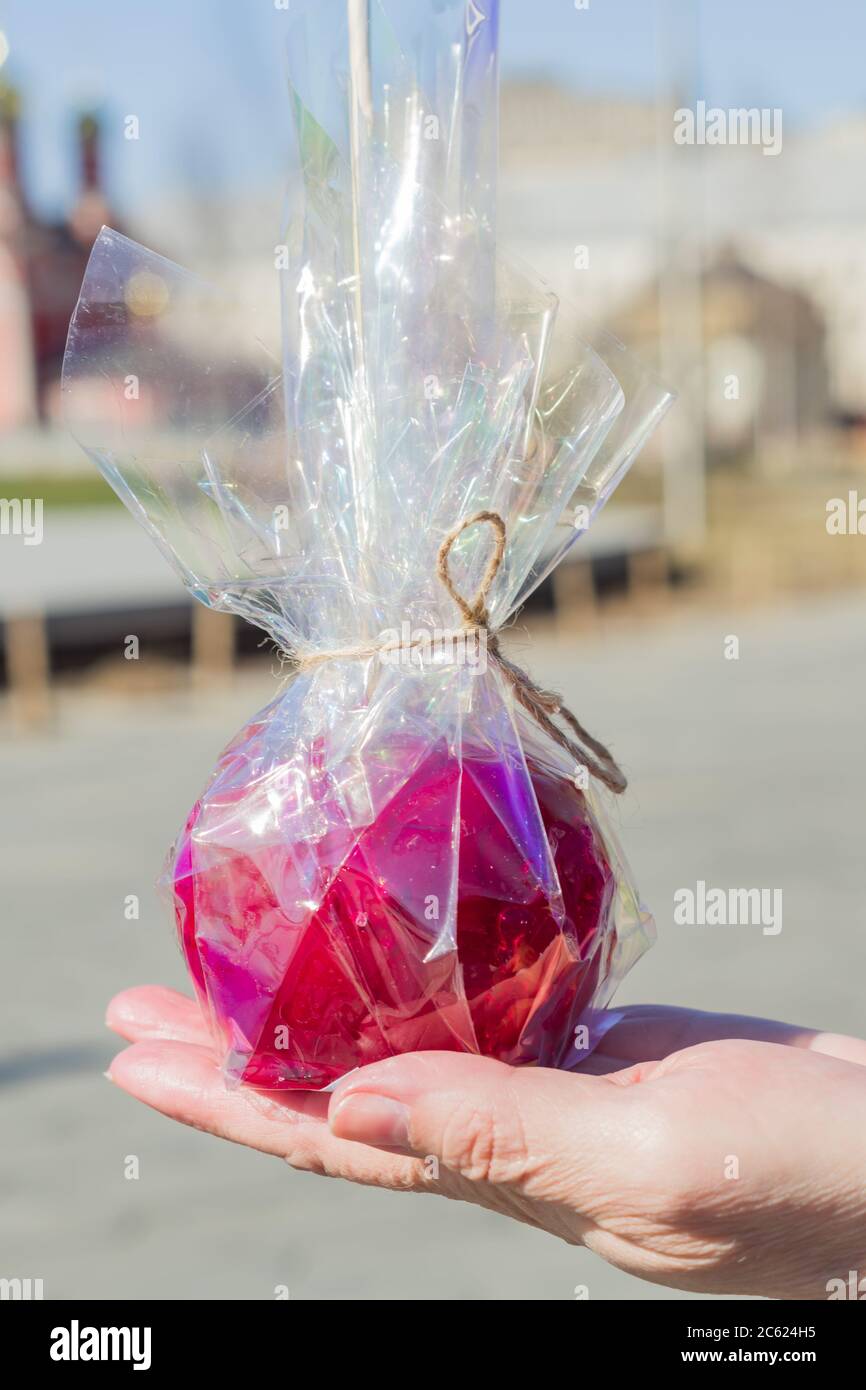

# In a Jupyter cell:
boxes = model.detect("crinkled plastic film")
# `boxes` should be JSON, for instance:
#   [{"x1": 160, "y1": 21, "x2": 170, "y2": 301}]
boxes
[{"x1": 62, "y1": 0, "x2": 674, "y2": 1089}]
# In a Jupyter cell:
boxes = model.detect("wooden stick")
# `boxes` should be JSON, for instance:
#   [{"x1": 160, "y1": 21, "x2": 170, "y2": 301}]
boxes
[{"x1": 347, "y1": 0, "x2": 372, "y2": 361}]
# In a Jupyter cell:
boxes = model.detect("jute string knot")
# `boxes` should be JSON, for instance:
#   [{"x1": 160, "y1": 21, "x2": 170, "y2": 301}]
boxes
[
  {"x1": 435, "y1": 511, "x2": 626, "y2": 795},
  {"x1": 294, "y1": 509, "x2": 626, "y2": 795}
]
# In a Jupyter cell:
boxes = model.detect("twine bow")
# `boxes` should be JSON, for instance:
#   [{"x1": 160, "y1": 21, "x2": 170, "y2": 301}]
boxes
[
  {"x1": 436, "y1": 511, "x2": 626, "y2": 795},
  {"x1": 293, "y1": 510, "x2": 626, "y2": 795}
]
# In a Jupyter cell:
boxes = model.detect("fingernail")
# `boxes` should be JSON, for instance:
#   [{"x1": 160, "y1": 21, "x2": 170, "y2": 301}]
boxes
[
  {"x1": 103, "y1": 1069, "x2": 115, "y2": 1083},
  {"x1": 330, "y1": 1093, "x2": 411, "y2": 1148}
]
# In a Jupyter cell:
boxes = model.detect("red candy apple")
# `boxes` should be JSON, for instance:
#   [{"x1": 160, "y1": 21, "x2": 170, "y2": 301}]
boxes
[{"x1": 170, "y1": 715, "x2": 616, "y2": 1090}]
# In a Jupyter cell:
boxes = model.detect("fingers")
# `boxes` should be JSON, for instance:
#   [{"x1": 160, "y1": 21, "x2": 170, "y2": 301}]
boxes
[
  {"x1": 804, "y1": 1031, "x2": 866, "y2": 1067},
  {"x1": 106, "y1": 1040, "x2": 430, "y2": 1193},
  {"x1": 328, "y1": 1050, "x2": 620, "y2": 1211},
  {"x1": 108, "y1": 1040, "x2": 325, "y2": 1152},
  {"x1": 104, "y1": 989, "x2": 619, "y2": 1215},
  {"x1": 107, "y1": 986, "x2": 210, "y2": 1046},
  {"x1": 593, "y1": 1005, "x2": 855, "y2": 1066},
  {"x1": 108, "y1": 992, "x2": 866, "y2": 1071}
]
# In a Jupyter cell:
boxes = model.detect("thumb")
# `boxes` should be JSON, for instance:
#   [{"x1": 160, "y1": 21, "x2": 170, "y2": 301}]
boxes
[{"x1": 328, "y1": 1050, "x2": 621, "y2": 1193}]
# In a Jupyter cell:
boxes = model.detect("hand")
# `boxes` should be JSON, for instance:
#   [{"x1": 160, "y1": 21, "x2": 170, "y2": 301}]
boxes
[{"x1": 107, "y1": 988, "x2": 866, "y2": 1299}]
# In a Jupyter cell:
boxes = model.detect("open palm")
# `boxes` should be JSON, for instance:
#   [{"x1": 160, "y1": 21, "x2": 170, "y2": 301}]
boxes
[{"x1": 107, "y1": 989, "x2": 866, "y2": 1299}]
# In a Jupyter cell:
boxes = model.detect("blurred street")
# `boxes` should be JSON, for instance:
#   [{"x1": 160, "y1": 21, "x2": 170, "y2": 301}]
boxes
[{"x1": 2, "y1": 591, "x2": 864, "y2": 1301}]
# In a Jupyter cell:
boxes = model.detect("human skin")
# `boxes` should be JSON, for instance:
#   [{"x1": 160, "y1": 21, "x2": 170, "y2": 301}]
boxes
[{"x1": 107, "y1": 988, "x2": 866, "y2": 1300}]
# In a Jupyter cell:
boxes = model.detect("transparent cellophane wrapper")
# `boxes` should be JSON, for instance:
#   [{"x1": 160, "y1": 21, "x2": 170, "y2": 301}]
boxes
[{"x1": 62, "y1": 0, "x2": 673, "y2": 1090}]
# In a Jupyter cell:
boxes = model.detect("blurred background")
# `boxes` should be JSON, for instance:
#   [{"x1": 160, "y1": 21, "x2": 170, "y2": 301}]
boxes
[{"x1": 1, "y1": 0, "x2": 865, "y2": 1301}]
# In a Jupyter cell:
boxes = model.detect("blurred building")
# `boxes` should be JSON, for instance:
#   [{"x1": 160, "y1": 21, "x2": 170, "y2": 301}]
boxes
[
  {"x1": 613, "y1": 247, "x2": 830, "y2": 463},
  {"x1": 0, "y1": 83, "x2": 114, "y2": 428},
  {"x1": 3, "y1": 74, "x2": 866, "y2": 503},
  {"x1": 498, "y1": 81, "x2": 866, "y2": 472}
]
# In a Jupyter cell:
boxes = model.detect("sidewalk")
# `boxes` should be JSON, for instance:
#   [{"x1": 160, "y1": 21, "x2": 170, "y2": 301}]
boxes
[{"x1": 1, "y1": 591, "x2": 864, "y2": 1300}]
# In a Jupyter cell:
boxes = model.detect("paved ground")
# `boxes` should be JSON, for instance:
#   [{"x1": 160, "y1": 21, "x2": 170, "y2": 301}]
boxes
[{"x1": 2, "y1": 590, "x2": 865, "y2": 1301}]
